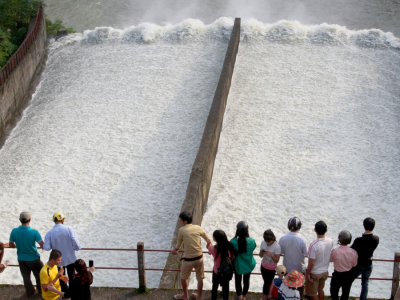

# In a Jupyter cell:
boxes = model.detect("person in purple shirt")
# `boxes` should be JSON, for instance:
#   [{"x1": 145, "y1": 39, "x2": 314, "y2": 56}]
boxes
[{"x1": 43, "y1": 212, "x2": 81, "y2": 292}]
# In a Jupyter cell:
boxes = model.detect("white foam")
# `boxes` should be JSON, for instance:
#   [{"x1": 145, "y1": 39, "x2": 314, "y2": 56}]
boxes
[
  {"x1": 241, "y1": 19, "x2": 400, "y2": 49},
  {"x1": 198, "y1": 21, "x2": 400, "y2": 298},
  {"x1": 0, "y1": 20, "x2": 230, "y2": 288},
  {"x1": 49, "y1": 17, "x2": 234, "y2": 50}
]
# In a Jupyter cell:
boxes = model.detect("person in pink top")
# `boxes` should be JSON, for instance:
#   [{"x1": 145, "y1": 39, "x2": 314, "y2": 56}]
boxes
[
  {"x1": 330, "y1": 230, "x2": 358, "y2": 300},
  {"x1": 259, "y1": 229, "x2": 281, "y2": 300},
  {"x1": 208, "y1": 230, "x2": 236, "y2": 300}
]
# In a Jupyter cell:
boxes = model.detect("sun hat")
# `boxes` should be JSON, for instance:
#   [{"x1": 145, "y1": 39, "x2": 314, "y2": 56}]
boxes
[
  {"x1": 53, "y1": 212, "x2": 66, "y2": 222},
  {"x1": 276, "y1": 265, "x2": 286, "y2": 276},
  {"x1": 283, "y1": 270, "x2": 305, "y2": 288},
  {"x1": 19, "y1": 212, "x2": 31, "y2": 223}
]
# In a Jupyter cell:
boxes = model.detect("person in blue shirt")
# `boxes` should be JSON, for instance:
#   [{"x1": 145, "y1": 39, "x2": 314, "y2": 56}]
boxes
[
  {"x1": 9, "y1": 212, "x2": 44, "y2": 297},
  {"x1": 43, "y1": 212, "x2": 82, "y2": 292}
]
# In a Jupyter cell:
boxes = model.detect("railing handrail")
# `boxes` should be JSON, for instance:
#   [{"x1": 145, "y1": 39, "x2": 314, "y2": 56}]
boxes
[
  {"x1": 36, "y1": 247, "x2": 394, "y2": 263},
  {"x1": 4, "y1": 245, "x2": 399, "y2": 296},
  {"x1": 5, "y1": 264, "x2": 393, "y2": 281},
  {"x1": 0, "y1": 5, "x2": 43, "y2": 86}
]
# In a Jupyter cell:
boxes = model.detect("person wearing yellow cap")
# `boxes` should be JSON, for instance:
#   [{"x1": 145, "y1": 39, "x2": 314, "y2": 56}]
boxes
[{"x1": 43, "y1": 212, "x2": 81, "y2": 294}]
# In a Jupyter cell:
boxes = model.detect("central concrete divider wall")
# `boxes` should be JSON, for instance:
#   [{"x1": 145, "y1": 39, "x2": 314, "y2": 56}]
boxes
[{"x1": 159, "y1": 18, "x2": 241, "y2": 289}]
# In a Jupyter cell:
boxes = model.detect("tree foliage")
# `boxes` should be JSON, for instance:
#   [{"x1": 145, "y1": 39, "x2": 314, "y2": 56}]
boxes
[
  {"x1": 0, "y1": 0, "x2": 74, "y2": 68},
  {"x1": 45, "y1": 18, "x2": 75, "y2": 36},
  {"x1": 0, "y1": 28, "x2": 18, "y2": 66}
]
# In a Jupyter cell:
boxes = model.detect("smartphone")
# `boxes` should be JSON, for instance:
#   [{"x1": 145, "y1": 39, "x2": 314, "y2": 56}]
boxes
[{"x1": 89, "y1": 260, "x2": 94, "y2": 267}]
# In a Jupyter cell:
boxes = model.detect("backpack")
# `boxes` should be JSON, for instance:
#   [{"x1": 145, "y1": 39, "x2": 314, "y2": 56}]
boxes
[
  {"x1": 218, "y1": 254, "x2": 234, "y2": 282},
  {"x1": 269, "y1": 278, "x2": 283, "y2": 300}
]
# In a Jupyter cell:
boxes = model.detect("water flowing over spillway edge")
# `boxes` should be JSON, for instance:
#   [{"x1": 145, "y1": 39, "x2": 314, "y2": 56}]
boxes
[
  {"x1": 197, "y1": 20, "x2": 400, "y2": 299},
  {"x1": 0, "y1": 19, "x2": 231, "y2": 287},
  {"x1": 49, "y1": 19, "x2": 400, "y2": 51},
  {"x1": 0, "y1": 18, "x2": 399, "y2": 293}
]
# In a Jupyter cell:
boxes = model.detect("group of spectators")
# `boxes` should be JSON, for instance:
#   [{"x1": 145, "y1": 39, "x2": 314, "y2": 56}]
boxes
[
  {"x1": 0, "y1": 212, "x2": 94, "y2": 300},
  {"x1": 0, "y1": 210, "x2": 381, "y2": 300},
  {"x1": 171, "y1": 212, "x2": 379, "y2": 300}
]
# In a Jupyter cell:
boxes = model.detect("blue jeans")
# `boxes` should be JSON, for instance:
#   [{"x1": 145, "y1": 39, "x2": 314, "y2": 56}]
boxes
[{"x1": 353, "y1": 264, "x2": 373, "y2": 300}]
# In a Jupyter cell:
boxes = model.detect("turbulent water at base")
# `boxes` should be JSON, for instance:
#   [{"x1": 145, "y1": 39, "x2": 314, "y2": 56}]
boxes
[
  {"x1": 0, "y1": 18, "x2": 233, "y2": 287},
  {"x1": 196, "y1": 20, "x2": 400, "y2": 298}
]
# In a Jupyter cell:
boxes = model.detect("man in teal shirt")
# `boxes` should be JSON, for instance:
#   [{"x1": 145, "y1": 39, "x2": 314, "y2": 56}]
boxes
[{"x1": 9, "y1": 212, "x2": 44, "y2": 297}]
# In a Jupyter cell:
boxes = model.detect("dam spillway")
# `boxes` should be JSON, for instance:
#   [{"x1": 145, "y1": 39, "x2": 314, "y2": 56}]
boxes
[
  {"x1": 0, "y1": 16, "x2": 400, "y2": 299},
  {"x1": 0, "y1": 18, "x2": 233, "y2": 288},
  {"x1": 198, "y1": 21, "x2": 400, "y2": 298}
]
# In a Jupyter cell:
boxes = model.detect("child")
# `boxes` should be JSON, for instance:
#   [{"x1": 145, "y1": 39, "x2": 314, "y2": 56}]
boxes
[
  {"x1": 0, "y1": 241, "x2": 10, "y2": 274},
  {"x1": 269, "y1": 265, "x2": 286, "y2": 300},
  {"x1": 259, "y1": 229, "x2": 281, "y2": 300},
  {"x1": 208, "y1": 230, "x2": 236, "y2": 300},
  {"x1": 278, "y1": 270, "x2": 305, "y2": 300}
]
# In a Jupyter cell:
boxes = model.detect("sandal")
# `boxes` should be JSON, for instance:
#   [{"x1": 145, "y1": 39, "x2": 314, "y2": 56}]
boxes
[
  {"x1": 190, "y1": 293, "x2": 198, "y2": 300},
  {"x1": 173, "y1": 294, "x2": 188, "y2": 300}
]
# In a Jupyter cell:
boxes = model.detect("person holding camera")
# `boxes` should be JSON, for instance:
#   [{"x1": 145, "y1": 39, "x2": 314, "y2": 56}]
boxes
[{"x1": 47, "y1": 259, "x2": 95, "y2": 300}]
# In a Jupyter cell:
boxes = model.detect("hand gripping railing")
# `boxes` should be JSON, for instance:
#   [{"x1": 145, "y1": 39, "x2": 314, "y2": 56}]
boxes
[
  {"x1": 0, "y1": 6, "x2": 43, "y2": 85},
  {"x1": 6, "y1": 244, "x2": 400, "y2": 298}
]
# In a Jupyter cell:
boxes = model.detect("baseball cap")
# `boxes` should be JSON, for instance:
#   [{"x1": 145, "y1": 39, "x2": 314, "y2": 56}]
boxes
[
  {"x1": 276, "y1": 265, "x2": 286, "y2": 276},
  {"x1": 53, "y1": 212, "x2": 66, "y2": 222},
  {"x1": 19, "y1": 212, "x2": 31, "y2": 223}
]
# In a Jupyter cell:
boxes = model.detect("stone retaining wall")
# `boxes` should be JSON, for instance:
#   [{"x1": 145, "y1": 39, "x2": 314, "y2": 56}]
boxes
[
  {"x1": 159, "y1": 18, "x2": 241, "y2": 289},
  {"x1": 0, "y1": 10, "x2": 47, "y2": 141}
]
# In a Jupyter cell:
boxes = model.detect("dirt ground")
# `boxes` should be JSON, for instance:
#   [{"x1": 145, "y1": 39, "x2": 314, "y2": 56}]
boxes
[{"x1": 0, "y1": 285, "x2": 267, "y2": 300}]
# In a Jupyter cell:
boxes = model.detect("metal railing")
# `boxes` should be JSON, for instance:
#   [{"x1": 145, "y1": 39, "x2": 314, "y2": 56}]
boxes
[
  {"x1": 0, "y1": 6, "x2": 43, "y2": 85},
  {"x1": 5, "y1": 243, "x2": 400, "y2": 298}
]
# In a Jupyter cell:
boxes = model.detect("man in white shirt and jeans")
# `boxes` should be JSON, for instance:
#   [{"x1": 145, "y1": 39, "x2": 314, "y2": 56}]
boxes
[
  {"x1": 305, "y1": 221, "x2": 334, "y2": 300},
  {"x1": 279, "y1": 216, "x2": 308, "y2": 299}
]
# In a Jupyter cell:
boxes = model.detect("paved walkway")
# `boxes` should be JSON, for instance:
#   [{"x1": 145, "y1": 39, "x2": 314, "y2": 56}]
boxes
[{"x1": 1, "y1": 285, "x2": 266, "y2": 300}]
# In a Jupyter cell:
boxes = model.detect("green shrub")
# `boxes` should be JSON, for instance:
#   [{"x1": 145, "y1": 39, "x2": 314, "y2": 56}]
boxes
[
  {"x1": 45, "y1": 18, "x2": 75, "y2": 35},
  {"x1": 0, "y1": 28, "x2": 18, "y2": 66},
  {"x1": 0, "y1": 0, "x2": 75, "y2": 68}
]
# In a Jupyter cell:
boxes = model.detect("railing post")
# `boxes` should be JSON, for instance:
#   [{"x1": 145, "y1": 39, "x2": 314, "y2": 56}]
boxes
[
  {"x1": 137, "y1": 242, "x2": 146, "y2": 292},
  {"x1": 391, "y1": 252, "x2": 400, "y2": 300}
]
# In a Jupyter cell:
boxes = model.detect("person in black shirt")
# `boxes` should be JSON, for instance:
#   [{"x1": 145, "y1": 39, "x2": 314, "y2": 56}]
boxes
[
  {"x1": 48, "y1": 259, "x2": 94, "y2": 300},
  {"x1": 351, "y1": 217, "x2": 379, "y2": 300}
]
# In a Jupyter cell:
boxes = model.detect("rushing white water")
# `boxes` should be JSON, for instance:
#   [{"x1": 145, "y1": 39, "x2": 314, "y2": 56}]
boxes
[
  {"x1": 0, "y1": 18, "x2": 233, "y2": 288},
  {"x1": 197, "y1": 20, "x2": 400, "y2": 298}
]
